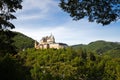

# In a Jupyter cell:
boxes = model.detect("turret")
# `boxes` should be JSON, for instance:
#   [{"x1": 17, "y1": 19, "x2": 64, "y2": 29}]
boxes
[
  {"x1": 47, "y1": 34, "x2": 55, "y2": 44},
  {"x1": 34, "y1": 40, "x2": 38, "y2": 48}
]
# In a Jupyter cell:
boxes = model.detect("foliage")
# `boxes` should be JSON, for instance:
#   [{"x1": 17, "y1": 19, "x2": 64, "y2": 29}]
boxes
[
  {"x1": 59, "y1": 0, "x2": 120, "y2": 25},
  {"x1": 72, "y1": 40, "x2": 120, "y2": 56},
  {"x1": 72, "y1": 44, "x2": 86, "y2": 50},
  {"x1": 0, "y1": 54, "x2": 29, "y2": 80},
  {"x1": 12, "y1": 31, "x2": 35, "y2": 52},
  {"x1": 0, "y1": 0, "x2": 22, "y2": 30},
  {"x1": 86, "y1": 40, "x2": 120, "y2": 54},
  {"x1": 105, "y1": 47, "x2": 120, "y2": 58},
  {"x1": 18, "y1": 48, "x2": 120, "y2": 80},
  {"x1": 0, "y1": 31, "x2": 34, "y2": 55},
  {"x1": 0, "y1": 30, "x2": 17, "y2": 55},
  {"x1": 0, "y1": 0, "x2": 22, "y2": 55}
]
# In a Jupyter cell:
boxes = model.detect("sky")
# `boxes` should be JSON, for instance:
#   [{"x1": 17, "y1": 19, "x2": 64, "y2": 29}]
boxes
[{"x1": 12, "y1": 0, "x2": 120, "y2": 45}]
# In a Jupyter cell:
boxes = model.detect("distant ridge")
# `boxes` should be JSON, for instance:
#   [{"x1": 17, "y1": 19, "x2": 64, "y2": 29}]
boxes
[{"x1": 72, "y1": 40, "x2": 120, "y2": 57}]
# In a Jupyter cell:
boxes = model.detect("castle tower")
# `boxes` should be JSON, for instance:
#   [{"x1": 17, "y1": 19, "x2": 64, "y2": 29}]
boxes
[
  {"x1": 47, "y1": 34, "x2": 55, "y2": 44},
  {"x1": 34, "y1": 40, "x2": 38, "y2": 48}
]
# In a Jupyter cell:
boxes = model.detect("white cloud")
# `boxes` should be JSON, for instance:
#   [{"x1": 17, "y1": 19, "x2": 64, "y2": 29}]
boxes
[
  {"x1": 17, "y1": 13, "x2": 46, "y2": 20},
  {"x1": 16, "y1": 0, "x2": 58, "y2": 21},
  {"x1": 22, "y1": 0, "x2": 56, "y2": 11}
]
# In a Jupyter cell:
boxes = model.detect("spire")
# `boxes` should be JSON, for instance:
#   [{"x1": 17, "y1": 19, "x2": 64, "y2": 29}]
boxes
[
  {"x1": 51, "y1": 33, "x2": 55, "y2": 38},
  {"x1": 50, "y1": 33, "x2": 53, "y2": 37},
  {"x1": 51, "y1": 33, "x2": 55, "y2": 43}
]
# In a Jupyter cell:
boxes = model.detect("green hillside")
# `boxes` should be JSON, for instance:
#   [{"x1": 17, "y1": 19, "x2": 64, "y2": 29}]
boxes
[
  {"x1": 71, "y1": 44, "x2": 86, "y2": 50},
  {"x1": 12, "y1": 32, "x2": 35, "y2": 51},
  {"x1": 72, "y1": 40, "x2": 120, "y2": 58},
  {"x1": 86, "y1": 40, "x2": 120, "y2": 54},
  {"x1": 105, "y1": 47, "x2": 120, "y2": 58}
]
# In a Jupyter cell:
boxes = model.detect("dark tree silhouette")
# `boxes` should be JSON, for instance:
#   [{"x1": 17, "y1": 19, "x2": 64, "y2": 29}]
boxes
[
  {"x1": 59, "y1": 0, "x2": 120, "y2": 25},
  {"x1": 0, "y1": 0, "x2": 22, "y2": 30},
  {"x1": 0, "y1": 31, "x2": 17, "y2": 55},
  {"x1": 0, "y1": 0, "x2": 22, "y2": 54}
]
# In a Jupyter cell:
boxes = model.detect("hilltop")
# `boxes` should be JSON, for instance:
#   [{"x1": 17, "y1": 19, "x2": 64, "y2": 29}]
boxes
[
  {"x1": 72, "y1": 40, "x2": 120, "y2": 58},
  {"x1": 12, "y1": 32, "x2": 35, "y2": 51},
  {"x1": 11, "y1": 31, "x2": 120, "y2": 58}
]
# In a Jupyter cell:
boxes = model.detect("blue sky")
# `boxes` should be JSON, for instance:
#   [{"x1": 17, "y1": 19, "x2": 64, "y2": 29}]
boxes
[{"x1": 12, "y1": 0, "x2": 120, "y2": 45}]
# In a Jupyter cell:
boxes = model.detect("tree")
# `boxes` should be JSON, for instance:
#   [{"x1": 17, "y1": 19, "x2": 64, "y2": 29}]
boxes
[
  {"x1": 0, "y1": 0, "x2": 22, "y2": 30},
  {"x1": 0, "y1": 55, "x2": 27, "y2": 80},
  {"x1": 59, "y1": 0, "x2": 120, "y2": 25},
  {"x1": 0, "y1": 0, "x2": 22, "y2": 54},
  {"x1": 0, "y1": 30, "x2": 17, "y2": 55}
]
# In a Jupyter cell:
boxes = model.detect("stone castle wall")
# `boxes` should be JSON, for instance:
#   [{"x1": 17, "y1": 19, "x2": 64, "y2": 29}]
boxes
[{"x1": 35, "y1": 34, "x2": 68, "y2": 49}]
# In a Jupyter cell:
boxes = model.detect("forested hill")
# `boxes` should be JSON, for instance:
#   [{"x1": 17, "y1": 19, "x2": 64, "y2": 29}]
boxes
[
  {"x1": 72, "y1": 40, "x2": 120, "y2": 57},
  {"x1": 12, "y1": 31, "x2": 120, "y2": 57},
  {"x1": 12, "y1": 32, "x2": 35, "y2": 51}
]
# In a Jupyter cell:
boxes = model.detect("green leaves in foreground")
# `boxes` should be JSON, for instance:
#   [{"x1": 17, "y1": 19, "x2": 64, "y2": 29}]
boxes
[
  {"x1": 59, "y1": 0, "x2": 120, "y2": 25},
  {"x1": 19, "y1": 48, "x2": 120, "y2": 80},
  {"x1": 0, "y1": 0, "x2": 22, "y2": 30},
  {"x1": 0, "y1": 54, "x2": 28, "y2": 80}
]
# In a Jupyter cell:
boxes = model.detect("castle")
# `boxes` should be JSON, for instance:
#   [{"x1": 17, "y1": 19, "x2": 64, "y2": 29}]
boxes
[{"x1": 34, "y1": 34, "x2": 68, "y2": 49}]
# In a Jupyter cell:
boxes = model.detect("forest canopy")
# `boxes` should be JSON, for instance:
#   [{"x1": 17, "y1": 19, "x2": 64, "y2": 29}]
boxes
[{"x1": 0, "y1": 0, "x2": 22, "y2": 30}]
